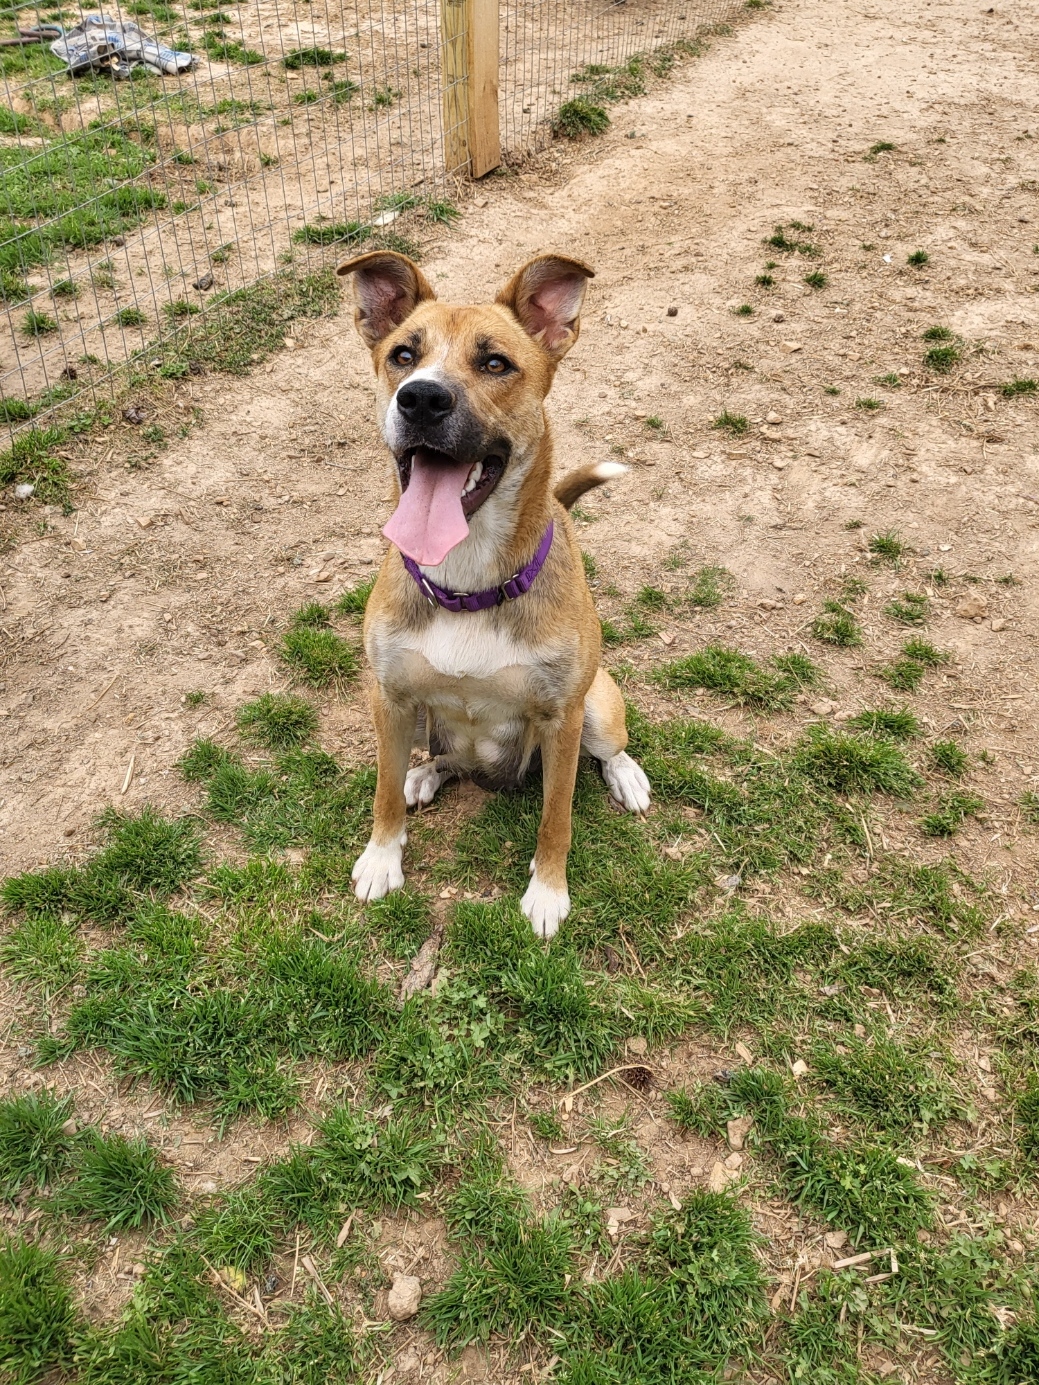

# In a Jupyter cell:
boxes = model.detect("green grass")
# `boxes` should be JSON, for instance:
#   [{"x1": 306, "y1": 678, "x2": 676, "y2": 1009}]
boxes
[
  {"x1": 733, "y1": 302, "x2": 755, "y2": 316},
  {"x1": 755, "y1": 272, "x2": 774, "y2": 287},
  {"x1": 0, "y1": 1091, "x2": 78, "y2": 1200},
  {"x1": 925, "y1": 344, "x2": 961, "y2": 373},
  {"x1": 281, "y1": 626, "x2": 358, "y2": 686},
  {"x1": 877, "y1": 637, "x2": 949, "y2": 693},
  {"x1": 885, "y1": 590, "x2": 928, "y2": 625},
  {"x1": 930, "y1": 739, "x2": 968, "y2": 776},
  {"x1": 236, "y1": 692, "x2": 318, "y2": 749},
  {"x1": 423, "y1": 1212, "x2": 576, "y2": 1345},
  {"x1": 811, "y1": 1035, "x2": 961, "y2": 1137},
  {"x1": 688, "y1": 565, "x2": 735, "y2": 608},
  {"x1": 847, "y1": 707, "x2": 920, "y2": 739},
  {"x1": 553, "y1": 98, "x2": 610, "y2": 138},
  {"x1": 335, "y1": 574, "x2": 377, "y2": 617},
  {"x1": 875, "y1": 371, "x2": 902, "y2": 387},
  {"x1": 711, "y1": 410, "x2": 748, "y2": 435},
  {"x1": 293, "y1": 220, "x2": 371, "y2": 247},
  {"x1": 811, "y1": 600, "x2": 862, "y2": 647},
  {"x1": 1, "y1": 538, "x2": 1035, "y2": 1385},
  {"x1": 907, "y1": 249, "x2": 930, "y2": 266},
  {"x1": 1002, "y1": 376, "x2": 1037, "y2": 397},
  {"x1": 651, "y1": 644, "x2": 808, "y2": 709},
  {"x1": 868, "y1": 530, "x2": 906, "y2": 565},
  {"x1": 803, "y1": 270, "x2": 828, "y2": 290},
  {"x1": 283, "y1": 45, "x2": 347, "y2": 68},
  {"x1": 920, "y1": 791, "x2": 984, "y2": 837},
  {"x1": 154, "y1": 268, "x2": 340, "y2": 378},
  {"x1": 113, "y1": 306, "x2": 148, "y2": 327},
  {"x1": 0, "y1": 1239, "x2": 79, "y2": 1384},
  {"x1": 21, "y1": 309, "x2": 57, "y2": 336},
  {"x1": 59, "y1": 1132, "x2": 178, "y2": 1230}
]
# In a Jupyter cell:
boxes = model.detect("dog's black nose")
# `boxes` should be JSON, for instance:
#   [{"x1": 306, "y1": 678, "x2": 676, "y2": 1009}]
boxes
[{"x1": 396, "y1": 378, "x2": 455, "y2": 425}]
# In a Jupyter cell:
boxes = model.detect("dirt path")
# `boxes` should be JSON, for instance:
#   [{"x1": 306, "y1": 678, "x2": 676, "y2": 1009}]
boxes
[{"x1": 2, "y1": 0, "x2": 1038, "y2": 882}]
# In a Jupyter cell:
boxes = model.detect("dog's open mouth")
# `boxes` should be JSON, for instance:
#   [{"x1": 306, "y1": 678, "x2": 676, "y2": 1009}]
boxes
[
  {"x1": 383, "y1": 446, "x2": 508, "y2": 568},
  {"x1": 396, "y1": 447, "x2": 506, "y2": 518}
]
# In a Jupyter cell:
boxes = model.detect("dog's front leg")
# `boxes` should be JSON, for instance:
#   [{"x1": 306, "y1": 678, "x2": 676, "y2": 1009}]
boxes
[
  {"x1": 521, "y1": 701, "x2": 584, "y2": 939},
  {"x1": 352, "y1": 689, "x2": 416, "y2": 903}
]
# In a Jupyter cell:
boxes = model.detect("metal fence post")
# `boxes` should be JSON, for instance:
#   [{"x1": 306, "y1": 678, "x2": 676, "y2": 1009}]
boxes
[{"x1": 441, "y1": 0, "x2": 500, "y2": 179}]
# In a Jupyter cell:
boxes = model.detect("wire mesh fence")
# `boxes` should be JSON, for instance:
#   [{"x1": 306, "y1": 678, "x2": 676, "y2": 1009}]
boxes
[{"x1": 1, "y1": 0, "x2": 743, "y2": 439}]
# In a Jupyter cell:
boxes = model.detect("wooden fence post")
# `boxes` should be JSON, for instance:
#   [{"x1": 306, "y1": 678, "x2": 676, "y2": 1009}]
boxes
[{"x1": 440, "y1": 0, "x2": 500, "y2": 179}]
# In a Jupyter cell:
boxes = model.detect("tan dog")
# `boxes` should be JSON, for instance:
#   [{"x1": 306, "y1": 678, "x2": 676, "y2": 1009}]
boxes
[{"x1": 337, "y1": 250, "x2": 650, "y2": 937}]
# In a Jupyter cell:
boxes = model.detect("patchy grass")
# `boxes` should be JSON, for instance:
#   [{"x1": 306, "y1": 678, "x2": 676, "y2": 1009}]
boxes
[
  {"x1": 1, "y1": 537, "x2": 1035, "y2": 1385},
  {"x1": 885, "y1": 590, "x2": 929, "y2": 625},
  {"x1": 868, "y1": 530, "x2": 906, "y2": 565},
  {"x1": 155, "y1": 269, "x2": 340, "y2": 378},
  {"x1": 688, "y1": 565, "x2": 735, "y2": 608},
  {"x1": 652, "y1": 645, "x2": 810, "y2": 709}
]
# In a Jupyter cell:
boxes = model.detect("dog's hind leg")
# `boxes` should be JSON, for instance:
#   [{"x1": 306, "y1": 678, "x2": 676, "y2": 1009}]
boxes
[
  {"x1": 581, "y1": 667, "x2": 651, "y2": 814},
  {"x1": 352, "y1": 691, "x2": 416, "y2": 902}
]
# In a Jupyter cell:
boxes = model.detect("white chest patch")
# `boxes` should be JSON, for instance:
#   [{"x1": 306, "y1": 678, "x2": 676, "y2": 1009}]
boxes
[{"x1": 396, "y1": 611, "x2": 533, "y2": 679}]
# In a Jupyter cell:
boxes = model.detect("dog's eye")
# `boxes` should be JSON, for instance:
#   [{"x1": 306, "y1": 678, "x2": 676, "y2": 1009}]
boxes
[
  {"x1": 390, "y1": 345, "x2": 415, "y2": 367},
  {"x1": 483, "y1": 356, "x2": 510, "y2": 374}
]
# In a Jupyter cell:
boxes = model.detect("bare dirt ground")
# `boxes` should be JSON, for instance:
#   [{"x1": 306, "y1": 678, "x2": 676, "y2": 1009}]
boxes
[{"x1": 2, "y1": 0, "x2": 1039, "y2": 1375}]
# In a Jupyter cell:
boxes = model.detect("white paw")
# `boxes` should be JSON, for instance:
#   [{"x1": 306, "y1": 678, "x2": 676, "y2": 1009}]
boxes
[
  {"x1": 521, "y1": 872, "x2": 570, "y2": 940},
  {"x1": 602, "y1": 751, "x2": 651, "y2": 814},
  {"x1": 404, "y1": 761, "x2": 447, "y2": 808},
  {"x1": 351, "y1": 835, "x2": 405, "y2": 902}
]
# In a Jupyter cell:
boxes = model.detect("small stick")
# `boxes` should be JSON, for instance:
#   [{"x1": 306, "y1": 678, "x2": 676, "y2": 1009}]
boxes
[
  {"x1": 290, "y1": 1233, "x2": 300, "y2": 1297},
  {"x1": 86, "y1": 674, "x2": 120, "y2": 711},
  {"x1": 301, "y1": 1254, "x2": 334, "y2": 1307},
  {"x1": 557, "y1": 1064, "x2": 655, "y2": 1108},
  {"x1": 789, "y1": 1261, "x2": 802, "y2": 1312},
  {"x1": 831, "y1": 1250, "x2": 877, "y2": 1269},
  {"x1": 335, "y1": 1214, "x2": 355, "y2": 1249},
  {"x1": 120, "y1": 755, "x2": 135, "y2": 796}
]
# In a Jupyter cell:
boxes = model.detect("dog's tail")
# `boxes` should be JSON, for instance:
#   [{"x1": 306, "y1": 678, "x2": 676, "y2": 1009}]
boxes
[{"x1": 554, "y1": 460, "x2": 628, "y2": 511}]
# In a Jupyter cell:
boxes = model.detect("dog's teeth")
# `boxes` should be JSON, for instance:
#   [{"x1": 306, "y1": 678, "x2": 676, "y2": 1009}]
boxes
[{"x1": 463, "y1": 461, "x2": 483, "y2": 496}]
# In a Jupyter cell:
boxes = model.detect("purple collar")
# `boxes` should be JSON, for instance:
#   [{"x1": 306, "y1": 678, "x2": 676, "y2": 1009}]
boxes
[{"x1": 399, "y1": 522, "x2": 554, "y2": 613}]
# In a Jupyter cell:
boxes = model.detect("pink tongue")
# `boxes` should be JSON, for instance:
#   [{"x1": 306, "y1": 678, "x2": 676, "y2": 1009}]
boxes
[{"x1": 383, "y1": 449, "x2": 472, "y2": 566}]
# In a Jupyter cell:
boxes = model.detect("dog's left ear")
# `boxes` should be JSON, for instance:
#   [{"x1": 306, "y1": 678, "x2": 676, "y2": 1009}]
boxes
[
  {"x1": 336, "y1": 250, "x2": 436, "y2": 348},
  {"x1": 496, "y1": 254, "x2": 594, "y2": 360}
]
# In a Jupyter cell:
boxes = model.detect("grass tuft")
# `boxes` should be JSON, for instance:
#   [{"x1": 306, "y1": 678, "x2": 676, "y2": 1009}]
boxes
[
  {"x1": 812, "y1": 600, "x2": 862, "y2": 647},
  {"x1": 652, "y1": 645, "x2": 803, "y2": 710},
  {"x1": 236, "y1": 693, "x2": 318, "y2": 749},
  {"x1": 0, "y1": 1092, "x2": 78, "y2": 1200},
  {"x1": 60, "y1": 1132, "x2": 178, "y2": 1230},
  {"x1": 847, "y1": 708, "x2": 920, "y2": 739},
  {"x1": 920, "y1": 792, "x2": 984, "y2": 838},
  {"x1": 868, "y1": 530, "x2": 905, "y2": 565},
  {"x1": 281, "y1": 625, "x2": 358, "y2": 687},
  {"x1": 688, "y1": 565, "x2": 734, "y2": 608},
  {"x1": 0, "y1": 1238, "x2": 79, "y2": 1384},
  {"x1": 553, "y1": 98, "x2": 610, "y2": 138},
  {"x1": 929, "y1": 739, "x2": 968, "y2": 776},
  {"x1": 711, "y1": 410, "x2": 748, "y2": 435}
]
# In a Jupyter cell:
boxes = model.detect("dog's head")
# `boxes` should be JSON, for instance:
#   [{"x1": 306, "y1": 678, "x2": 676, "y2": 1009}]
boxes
[{"x1": 336, "y1": 250, "x2": 593, "y2": 566}]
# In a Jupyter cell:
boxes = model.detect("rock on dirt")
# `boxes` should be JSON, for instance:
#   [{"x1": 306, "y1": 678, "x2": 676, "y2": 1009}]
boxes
[
  {"x1": 955, "y1": 594, "x2": 988, "y2": 620},
  {"x1": 726, "y1": 1116, "x2": 754, "y2": 1151},
  {"x1": 387, "y1": 1272, "x2": 422, "y2": 1321}
]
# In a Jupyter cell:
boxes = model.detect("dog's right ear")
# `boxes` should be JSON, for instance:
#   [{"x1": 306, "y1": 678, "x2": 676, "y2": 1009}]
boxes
[{"x1": 336, "y1": 251, "x2": 436, "y2": 348}]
